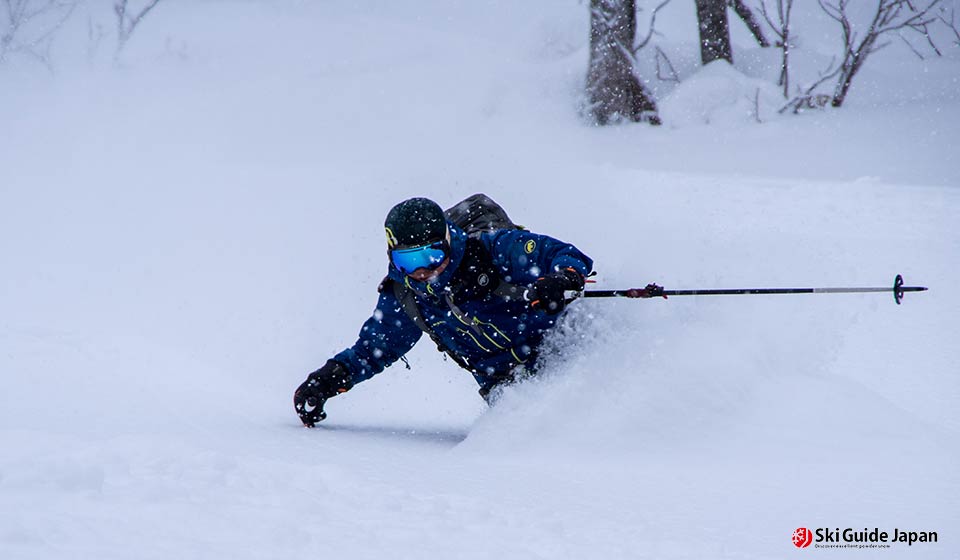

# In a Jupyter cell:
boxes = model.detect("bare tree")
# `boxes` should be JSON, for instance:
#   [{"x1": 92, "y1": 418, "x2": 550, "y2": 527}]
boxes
[
  {"x1": 818, "y1": 0, "x2": 942, "y2": 107},
  {"x1": 584, "y1": 0, "x2": 660, "y2": 125},
  {"x1": 114, "y1": 0, "x2": 161, "y2": 58},
  {"x1": 695, "y1": 0, "x2": 733, "y2": 64},
  {"x1": 759, "y1": 0, "x2": 794, "y2": 98},
  {"x1": 0, "y1": 0, "x2": 75, "y2": 68},
  {"x1": 938, "y1": 5, "x2": 960, "y2": 45},
  {"x1": 728, "y1": 0, "x2": 770, "y2": 47}
]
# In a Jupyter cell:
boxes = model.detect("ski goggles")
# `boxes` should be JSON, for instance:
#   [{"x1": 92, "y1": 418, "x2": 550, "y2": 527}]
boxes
[{"x1": 390, "y1": 240, "x2": 448, "y2": 274}]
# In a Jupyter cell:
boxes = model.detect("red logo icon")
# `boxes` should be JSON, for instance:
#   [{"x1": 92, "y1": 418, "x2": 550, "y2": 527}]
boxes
[{"x1": 793, "y1": 527, "x2": 813, "y2": 548}]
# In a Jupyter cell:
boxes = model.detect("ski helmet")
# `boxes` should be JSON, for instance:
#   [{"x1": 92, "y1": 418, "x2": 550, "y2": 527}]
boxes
[{"x1": 384, "y1": 198, "x2": 447, "y2": 249}]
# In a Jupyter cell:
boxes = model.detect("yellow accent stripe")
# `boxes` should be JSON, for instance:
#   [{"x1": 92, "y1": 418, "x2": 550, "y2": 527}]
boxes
[
  {"x1": 479, "y1": 319, "x2": 512, "y2": 344},
  {"x1": 451, "y1": 310, "x2": 512, "y2": 351},
  {"x1": 444, "y1": 306, "x2": 516, "y2": 356},
  {"x1": 510, "y1": 348, "x2": 527, "y2": 363},
  {"x1": 458, "y1": 328, "x2": 491, "y2": 352},
  {"x1": 453, "y1": 310, "x2": 472, "y2": 327},
  {"x1": 472, "y1": 318, "x2": 506, "y2": 350}
]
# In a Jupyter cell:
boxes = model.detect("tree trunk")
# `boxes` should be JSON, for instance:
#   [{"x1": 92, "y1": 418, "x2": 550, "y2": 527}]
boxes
[
  {"x1": 728, "y1": 0, "x2": 769, "y2": 47},
  {"x1": 584, "y1": 0, "x2": 660, "y2": 125},
  {"x1": 780, "y1": 35, "x2": 790, "y2": 97},
  {"x1": 695, "y1": 0, "x2": 733, "y2": 64},
  {"x1": 831, "y1": 58, "x2": 857, "y2": 107},
  {"x1": 832, "y1": 33, "x2": 876, "y2": 107}
]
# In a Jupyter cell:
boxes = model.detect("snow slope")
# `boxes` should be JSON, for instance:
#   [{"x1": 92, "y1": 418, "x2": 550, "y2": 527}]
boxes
[{"x1": 2, "y1": 1, "x2": 958, "y2": 558}]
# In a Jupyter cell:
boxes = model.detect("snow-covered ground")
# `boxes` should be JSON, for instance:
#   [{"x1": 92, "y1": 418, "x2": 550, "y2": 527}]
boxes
[{"x1": 2, "y1": 1, "x2": 958, "y2": 558}]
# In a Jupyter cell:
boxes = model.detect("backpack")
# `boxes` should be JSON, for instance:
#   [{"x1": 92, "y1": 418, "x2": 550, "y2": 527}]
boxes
[{"x1": 444, "y1": 193, "x2": 524, "y2": 236}]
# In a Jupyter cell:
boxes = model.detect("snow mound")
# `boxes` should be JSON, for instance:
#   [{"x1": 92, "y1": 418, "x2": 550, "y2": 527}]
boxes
[{"x1": 660, "y1": 60, "x2": 785, "y2": 126}]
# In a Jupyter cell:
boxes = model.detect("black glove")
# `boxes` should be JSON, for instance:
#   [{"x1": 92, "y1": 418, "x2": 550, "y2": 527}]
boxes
[
  {"x1": 293, "y1": 360, "x2": 354, "y2": 427},
  {"x1": 639, "y1": 283, "x2": 666, "y2": 298},
  {"x1": 528, "y1": 267, "x2": 585, "y2": 314},
  {"x1": 624, "y1": 283, "x2": 668, "y2": 298}
]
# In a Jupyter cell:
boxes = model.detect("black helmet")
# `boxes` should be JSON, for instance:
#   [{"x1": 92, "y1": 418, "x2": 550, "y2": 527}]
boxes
[{"x1": 384, "y1": 197, "x2": 447, "y2": 249}]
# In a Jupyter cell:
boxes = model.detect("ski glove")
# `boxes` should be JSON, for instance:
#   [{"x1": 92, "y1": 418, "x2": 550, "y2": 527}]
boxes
[
  {"x1": 293, "y1": 360, "x2": 354, "y2": 427},
  {"x1": 528, "y1": 267, "x2": 585, "y2": 315},
  {"x1": 638, "y1": 283, "x2": 666, "y2": 298}
]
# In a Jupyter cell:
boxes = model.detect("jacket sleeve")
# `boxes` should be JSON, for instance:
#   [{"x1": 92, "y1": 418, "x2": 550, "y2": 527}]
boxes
[
  {"x1": 482, "y1": 229, "x2": 593, "y2": 285},
  {"x1": 332, "y1": 286, "x2": 423, "y2": 385}
]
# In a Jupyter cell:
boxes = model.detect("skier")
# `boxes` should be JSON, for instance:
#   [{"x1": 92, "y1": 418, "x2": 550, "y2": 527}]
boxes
[{"x1": 293, "y1": 195, "x2": 593, "y2": 427}]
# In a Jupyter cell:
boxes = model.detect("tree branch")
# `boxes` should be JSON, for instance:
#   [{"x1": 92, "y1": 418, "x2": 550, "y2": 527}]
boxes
[
  {"x1": 759, "y1": 1, "x2": 785, "y2": 42},
  {"x1": 654, "y1": 45, "x2": 680, "y2": 82},
  {"x1": 634, "y1": 0, "x2": 671, "y2": 53},
  {"x1": 779, "y1": 56, "x2": 840, "y2": 113},
  {"x1": 0, "y1": 0, "x2": 75, "y2": 66},
  {"x1": 114, "y1": 0, "x2": 163, "y2": 56},
  {"x1": 898, "y1": 32, "x2": 926, "y2": 58}
]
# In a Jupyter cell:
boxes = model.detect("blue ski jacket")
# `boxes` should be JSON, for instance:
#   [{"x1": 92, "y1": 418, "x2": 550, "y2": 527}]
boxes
[{"x1": 333, "y1": 223, "x2": 593, "y2": 392}]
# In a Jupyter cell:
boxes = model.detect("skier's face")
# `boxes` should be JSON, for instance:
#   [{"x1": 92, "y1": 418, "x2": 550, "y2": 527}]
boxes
[{"x1": 407, "y1": 257, "x2": 451, "y2": 282}]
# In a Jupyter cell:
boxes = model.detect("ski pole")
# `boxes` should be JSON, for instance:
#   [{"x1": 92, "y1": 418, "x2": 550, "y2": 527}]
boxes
[{"x1": 582, "y1": 274, "x2": 927, "y2": 305}]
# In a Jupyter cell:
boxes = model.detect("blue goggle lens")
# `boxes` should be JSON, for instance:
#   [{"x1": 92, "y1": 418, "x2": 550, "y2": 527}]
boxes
[{"x1": 390, "y1": 242, "x2": 447, "y2": 274}]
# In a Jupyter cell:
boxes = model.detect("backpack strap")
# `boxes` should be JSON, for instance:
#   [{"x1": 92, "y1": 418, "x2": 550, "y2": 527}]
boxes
[{"x1": 386, "y1": 278, "x2": 476, "y2": 373}]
